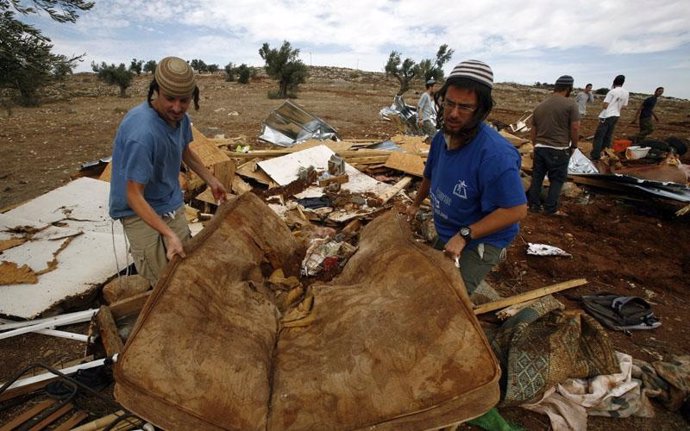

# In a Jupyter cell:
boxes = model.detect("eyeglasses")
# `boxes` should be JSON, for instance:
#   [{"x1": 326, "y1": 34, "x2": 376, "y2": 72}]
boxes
[{"x1": 443, "y1": 99, "x2": 477, "y2": 113}]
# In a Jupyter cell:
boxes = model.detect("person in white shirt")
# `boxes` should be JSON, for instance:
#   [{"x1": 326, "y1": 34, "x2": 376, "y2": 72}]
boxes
[{"x1": 590, "y1": 75, "x2": 629, "y2": 161}]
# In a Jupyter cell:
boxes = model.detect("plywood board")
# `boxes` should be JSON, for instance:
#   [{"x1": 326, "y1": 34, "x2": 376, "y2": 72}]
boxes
[
  {"x1": 384, "y1": 152, "x2": 426, "y2": 177},
  {"x1": 0, "y1": 177, "x2": 128, "y2": 319},
  {"x1": 499, "y1": 129, "x2": 530, "y2": 146},
  {"x1": 191, "y1": 125, "x2": 231, "y2": 167},
  {"x1": 258, "y1": 145, "x2": 391, "y2": 196},
  {"x1": 290, "y1": 140, "x2": 354, "y2": 154}
]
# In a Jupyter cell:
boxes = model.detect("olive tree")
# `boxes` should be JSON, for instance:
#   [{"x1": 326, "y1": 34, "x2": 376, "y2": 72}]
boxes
[
  {"x1": 0, "y1": 0, "x2": 92, "y2": 106},
  {"x1": 259, "y1": 41, "x2": 308, "y2": 98}
]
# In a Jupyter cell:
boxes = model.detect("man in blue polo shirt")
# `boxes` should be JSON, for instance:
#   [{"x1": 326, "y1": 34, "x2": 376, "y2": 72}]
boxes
[{"x1": 406, "y1": 60, "x2": 527, "y2": 294}]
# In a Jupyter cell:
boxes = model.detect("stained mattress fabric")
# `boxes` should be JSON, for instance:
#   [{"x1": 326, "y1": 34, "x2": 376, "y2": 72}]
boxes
[{"x1": 114, "y1": 193, "x2": 500, "y2": 430}]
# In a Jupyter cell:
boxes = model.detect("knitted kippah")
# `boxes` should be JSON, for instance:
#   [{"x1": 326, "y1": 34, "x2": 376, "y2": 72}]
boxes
[
  {"x1": 155, "y1": 56, "x2": 196, "y2": 97},
  {"x1": 448, "y1": 60, "x2": 493, "y2": 89},
  {"x1": 555, "y1": 75, "x2": 574, "y2": 86}
]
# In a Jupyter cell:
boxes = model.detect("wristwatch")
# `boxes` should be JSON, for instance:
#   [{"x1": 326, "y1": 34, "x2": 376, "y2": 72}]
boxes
[{"x1": 458, "y1": 226, "x2": 472, "y2": 241}]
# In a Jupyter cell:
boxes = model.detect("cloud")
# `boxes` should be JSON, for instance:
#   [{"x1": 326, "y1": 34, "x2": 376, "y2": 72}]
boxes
[{"x1": 24, "y1": 0, "x2": 690, "y2": 98}]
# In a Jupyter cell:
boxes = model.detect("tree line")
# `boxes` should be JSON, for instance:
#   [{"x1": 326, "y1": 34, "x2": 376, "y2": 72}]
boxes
[{"x1": 1, "y1": 0, "x2": 454, "y2": 107}]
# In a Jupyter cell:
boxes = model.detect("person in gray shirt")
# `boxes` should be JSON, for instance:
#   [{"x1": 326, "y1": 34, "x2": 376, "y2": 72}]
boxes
[{"x1": 575, "y1": 83, "x2": 594, "y2": 116}]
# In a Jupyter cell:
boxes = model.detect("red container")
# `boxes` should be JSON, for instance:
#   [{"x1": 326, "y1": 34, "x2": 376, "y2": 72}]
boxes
[{"x1": 613, "y1": 139, "x2": 632, "y2": 152}]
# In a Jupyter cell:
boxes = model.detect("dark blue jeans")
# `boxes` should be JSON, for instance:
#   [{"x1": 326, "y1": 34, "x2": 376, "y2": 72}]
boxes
[
  {"x1": 527, "y1": 147, "x2": 571, "y2": 213},
  {"x1": 591, "y1": 116, "x2": 619, "y2": 160}
]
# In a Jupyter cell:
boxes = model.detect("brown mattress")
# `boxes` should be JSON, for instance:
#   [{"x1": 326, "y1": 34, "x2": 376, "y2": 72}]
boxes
[{"x1": 114, "y1": 193, "x2": 500, "y2": 430}]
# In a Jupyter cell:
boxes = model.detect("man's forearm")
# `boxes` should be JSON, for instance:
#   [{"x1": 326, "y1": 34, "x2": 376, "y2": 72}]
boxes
[{"x1": 413, "y1": 177, "x2": 431, "y2": 206}]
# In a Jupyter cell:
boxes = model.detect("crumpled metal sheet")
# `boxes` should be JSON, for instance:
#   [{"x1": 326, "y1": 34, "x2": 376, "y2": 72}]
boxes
[
  {"x1": 379, "y1": 95, "x2": 422, "y2": 135},
  {"x1": 258, "y1": 100, "x2": 339, "y2": 147}
]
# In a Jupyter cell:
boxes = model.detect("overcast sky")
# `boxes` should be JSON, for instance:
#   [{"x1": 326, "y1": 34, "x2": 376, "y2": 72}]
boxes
[{"x1": 26, "y1": 0, "x2": 690, "y2": 98}]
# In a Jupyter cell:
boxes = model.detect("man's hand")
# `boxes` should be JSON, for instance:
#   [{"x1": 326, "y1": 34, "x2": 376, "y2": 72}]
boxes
[
  {"x1": 208, "y1": 178, "x2": 228, "y2": 203},
  {"x1": 163, "y1": 232, "x2": 186, "y2": 260},
  {"x1": 405, "y1": 204, "x2": 419, "y2": 221},
  {"x1": 443, "y1": 233, "x2": 467, "y2": 260}
]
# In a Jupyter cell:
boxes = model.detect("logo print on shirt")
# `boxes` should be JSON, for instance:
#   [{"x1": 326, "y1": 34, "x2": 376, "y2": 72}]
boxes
[{"x1": 453, "y1": 180, "x2": 468, "y2": 199}]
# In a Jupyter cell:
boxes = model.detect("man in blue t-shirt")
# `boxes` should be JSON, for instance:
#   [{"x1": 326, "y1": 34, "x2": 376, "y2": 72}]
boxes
[
  {"x1": 406, "y1": 60, "x2": 527, "y2": 294},
  {"x1": 109, "y1": 56, "x2": 228, "y2": 286}
]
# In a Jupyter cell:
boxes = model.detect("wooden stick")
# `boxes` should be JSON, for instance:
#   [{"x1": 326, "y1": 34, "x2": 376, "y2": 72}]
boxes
[
  {"x1": 473, "y1": 278, "x2": 587, "y2": 315},
  {"x1": 377, "y1": 176, "x2": 413, "y2": 205},
  {"x1": 53, "y1": 410, "x2": 89, "y2": 431},
  {"x1": 69, "y1": 411, "x2": 125, "y2": 431}
]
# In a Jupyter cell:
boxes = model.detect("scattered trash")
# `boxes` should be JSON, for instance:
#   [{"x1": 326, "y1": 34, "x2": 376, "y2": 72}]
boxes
[
  {"x1": 568, "y1": 148, "x2": 599, "y2": 175},
  {"x1": 625, "y1": 146, "x2": 651, "y2": 160},
  {"x1": 527, "y1": 242, "x2": 572, "y2": 257},
  {"x1": 581, "y1": 294, "x2": 661, "y2": 331},
  {"x1": 509, "y1": 111, "x2": 532, "y2": 133}
]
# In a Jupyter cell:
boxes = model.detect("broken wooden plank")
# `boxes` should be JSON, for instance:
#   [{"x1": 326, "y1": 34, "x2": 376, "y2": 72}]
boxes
[
  {"x1": 317, "y1": 174, "x2": 349, "y2": 187},
  {"x1": 69, "y1": 411, "x2": 126, "y2": 431},
  {"x1": 473, "y1": 278, "x2": 588, "y2": 315},
  {"x1": 212, "y1": 159, "x2": 236, "y2": 191},
  {"x1": 97, "y1": 305, "x2": 124, "y2": 357},
  {"x1": 27, "y1": 401, "x2": 73, "y2": 431},
  {"x1": 0, "y1": 357, "x2": 109, "y2": 402},
  {"x1": 190, "y1": 126, "x2": 231, "y2": 167},
  {"x1": 346, "y1": 156, "x2": 390, "y2": 165},
  {"x1": 499, "y1": 129, "x2": 530, "y2": 146},
  {"x1": 377, "y1": 176, "x2": 413, "y2": 205},
  {"x1": 109, "y1": 290, "x2": 152, "y2": 321},
  {"x1": 384, "y1": 152, "x2": 426, "y2": 177},
  {"x1": 0, "y1": 399, "x2": 56, "y2": 431},
  {"x1": 53, "y1": 410, "x2": 89, "y2": 431}
]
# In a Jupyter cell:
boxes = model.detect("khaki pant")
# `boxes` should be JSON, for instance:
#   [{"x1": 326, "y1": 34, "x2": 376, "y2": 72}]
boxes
[
  {"x1": 432, "y1": 238, "x2": 506, "y2": 295},
  {"x1": 121, "y1": 206, "x2": 190, "y2": 287}
]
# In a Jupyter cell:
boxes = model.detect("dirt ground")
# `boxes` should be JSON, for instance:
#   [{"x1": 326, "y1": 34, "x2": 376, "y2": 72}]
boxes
[{"x1": 1, "y1": 68, "x2": 690, "y2": 430}]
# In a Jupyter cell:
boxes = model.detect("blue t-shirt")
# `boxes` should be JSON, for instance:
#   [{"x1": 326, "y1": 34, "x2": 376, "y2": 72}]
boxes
[
  {"x1": 423, "y1": 123, "x2": 527, "y2": 248},
  {"x1": 640, "y1": 96, "x2": 657, "y2": 119},
  {"x1": 109, "y1": 102, "x2": 193, "y2": 219}
]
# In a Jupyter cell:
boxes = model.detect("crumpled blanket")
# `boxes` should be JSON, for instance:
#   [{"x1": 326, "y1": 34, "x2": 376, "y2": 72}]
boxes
[
  {"x1": 487, "y1": 304, "x2": 619, "y2": 407},
  {"x1": 520, "y1": 352, "x2": 690, "y2": 430},
  {"x1": 521, "y1": 351, "x2": 655, "y2": 431}
]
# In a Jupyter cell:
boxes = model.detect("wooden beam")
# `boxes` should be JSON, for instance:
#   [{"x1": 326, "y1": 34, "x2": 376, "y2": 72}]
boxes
[
  {"x1": 212, "y1": 159, "x2": 236, "y2": 191},
  {"x1": 0, "y1": 399, "x2": 55, "y2": 431},
  {"x1": 69, "y1": 411, "x2": 126, "y2": 431},
  {"x1": 53, "y1": 410, "x2": 89, "y2": 431},
  {"x1": 377, "y1": 176, "x2": 413, "y2": 205},
  {"x1": 345, "y1": 156, "x2": 390, "y2": 165},
  {"x1": 109, "y1": 291, "x2": 151, "y2": 321},
  {"x1": 97, "y1": 305, "x2": 124, "y2": 357},
  {"x1": 27, "y1": 401, "x2": 73, "y2": 430},
  {"x1": 384, "y1": 152, "x2": 425, "y2": 177},
  {"x1": 473, "y1": 278, "x2": 588, "y2": 315}
]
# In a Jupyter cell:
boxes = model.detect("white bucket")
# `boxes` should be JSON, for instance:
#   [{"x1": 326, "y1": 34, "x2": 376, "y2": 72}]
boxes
[{"x1": 625, "y1": 146, "x2": 651, "y2": 160}]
